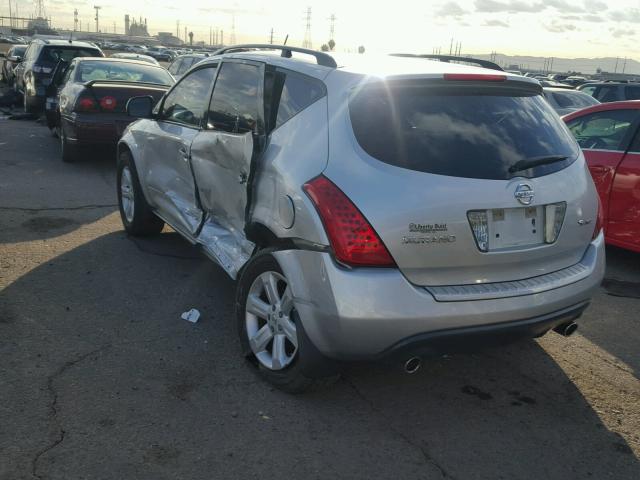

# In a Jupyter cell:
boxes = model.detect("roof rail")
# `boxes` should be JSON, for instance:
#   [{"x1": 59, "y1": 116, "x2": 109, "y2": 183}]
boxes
[
  {"x1": 390, "y1": 54, "x2": 504, "y2": 72},
  {"x1": 212, "y1": 44, "x2": 337, "y2": 68}
]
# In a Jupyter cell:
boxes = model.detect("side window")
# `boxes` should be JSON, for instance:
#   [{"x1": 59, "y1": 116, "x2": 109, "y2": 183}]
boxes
[
  {"x1": 595, "y1": 86, "x2": 619, "y2": 103},
  {"x1": 625, "y1": 86, "x2": 640, "y2": 100},
  {"x1": 161, "y1": 66, "x2": 217, "y2": 127},
  {"x1": 566, "y1": 110, "x2": 638, "y2": 150},
  {"x1": 580, "y1": 85, "x2": 597, "y2": 97},
  {"x1": 167, "y1": 58, "x2": 182, "y2": 75},
  {"x1": 266, "y1": 69, "x2": 325, "y2": 131},
  {"x1": 628, "y1": 126, "x2": 640, "y2": 153},
  {"x1": 207, "y1": 62, "x2": 262, "y2": 134},
  {"x1": 177, "y1": 58, "x2": 194, "y2": 75}
]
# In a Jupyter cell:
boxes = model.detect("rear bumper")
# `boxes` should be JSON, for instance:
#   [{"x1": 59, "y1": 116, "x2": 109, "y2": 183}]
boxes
[
  {"x1": 273, "y1": 232, "x2": 605, "y2": 361},
  {"x1": 61, "y1": 113, "x2": 133, "y2": 145}
]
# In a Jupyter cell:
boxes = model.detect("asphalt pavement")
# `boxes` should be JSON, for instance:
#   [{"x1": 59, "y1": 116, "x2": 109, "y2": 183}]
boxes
[{"x1": 1, "y1": 106, "x2": 639, "y2": 480}]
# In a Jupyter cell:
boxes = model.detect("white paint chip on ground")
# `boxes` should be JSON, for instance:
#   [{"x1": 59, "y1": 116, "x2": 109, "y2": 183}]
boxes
[{"x1": 181, "y1": 308, "x2": 201, "y2": 323}]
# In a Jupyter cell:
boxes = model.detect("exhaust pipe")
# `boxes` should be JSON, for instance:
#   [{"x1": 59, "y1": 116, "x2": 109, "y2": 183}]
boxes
[
  {"x1": 404, "y1": 357, "x2": 422, "y2": 374},
  {"x1": 553, "y1": 321, "x2": 578, "y2": 337}
]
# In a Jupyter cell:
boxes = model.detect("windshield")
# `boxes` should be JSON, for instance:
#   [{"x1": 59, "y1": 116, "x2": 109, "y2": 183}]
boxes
[
  {"x1": 75, "y1": 60, "x2": 174, "y2": 85},
  {"x1": 349, "y1": 83, "x2": 579, "y2": 180}
]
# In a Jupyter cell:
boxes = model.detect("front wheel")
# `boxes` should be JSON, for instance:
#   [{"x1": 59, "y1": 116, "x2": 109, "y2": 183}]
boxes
[
  {"x1": 117, "y1": 150, "x2": 164, "y2": 236},
  {"x1": 236, "y1": 253, "x2": 337, "y2": 393}
]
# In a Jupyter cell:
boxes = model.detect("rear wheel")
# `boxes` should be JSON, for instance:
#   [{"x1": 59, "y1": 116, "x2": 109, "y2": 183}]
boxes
[
  {"x1": 117, "y1": 150, "x2": 164, "y2": 236},
  {"x1": 236, "y1": 253, "x2": 337, "y2": 393},
  {"x1": 59, "y1": 126, "x2": 79, "y2": 163}
]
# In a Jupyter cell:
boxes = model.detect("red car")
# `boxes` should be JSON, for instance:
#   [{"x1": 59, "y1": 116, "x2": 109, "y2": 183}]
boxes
[{"x1": 564, "y1": 101, "x2": 640, "y2": 253}]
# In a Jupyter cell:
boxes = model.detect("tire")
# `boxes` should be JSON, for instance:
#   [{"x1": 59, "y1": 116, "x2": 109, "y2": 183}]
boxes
[
  {"x1": 59, "y1": 125, "x2": 79, "y2": 163},
  {"x1": 117, "y1": 150, "x2": 164, "y2": 236},
  {"x1": 236, "y1": 252, "x2": 338, "y2": 393},
  {"x1": 23, "y1": 91, "x2": 37, "y2": 114}
]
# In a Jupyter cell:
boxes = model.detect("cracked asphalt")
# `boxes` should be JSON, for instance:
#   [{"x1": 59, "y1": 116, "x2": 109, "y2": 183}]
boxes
[{"x1": 1, "y1": 111, "x2": 639, "y2": 480}]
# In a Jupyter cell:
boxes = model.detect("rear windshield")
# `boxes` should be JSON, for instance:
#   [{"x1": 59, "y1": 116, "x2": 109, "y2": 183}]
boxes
[
  {"x1": 552, "y1": 91, "x2": 599, "y2": 109},
  {"x1": 39, "y1": 46, "x2": 102, "y2": 64},
  {"x1": 74, "y1": 60, "x2": 174, "y2": 85},
  {"x1": 349, "y1": 83, "x2": 579, "y2": 180}
]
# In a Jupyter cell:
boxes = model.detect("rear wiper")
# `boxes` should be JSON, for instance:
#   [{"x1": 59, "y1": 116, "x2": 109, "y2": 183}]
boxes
[{"x1": 508, "y1": 155, "x2": 568, "y2": 174}]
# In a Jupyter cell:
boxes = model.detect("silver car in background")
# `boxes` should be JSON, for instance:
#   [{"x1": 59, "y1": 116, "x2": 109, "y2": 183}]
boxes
[
  {"x1": 117, "y1": 45, "x2": 605, "y2": 392},
  {"x1": 543, "y1": 87, "x2": 600, "y2": 115}
]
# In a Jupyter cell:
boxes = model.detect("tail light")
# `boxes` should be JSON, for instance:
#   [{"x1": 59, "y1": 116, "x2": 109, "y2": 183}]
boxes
[
  {"x1": 99, "y1": 96, "x2": 117, "y2": 111},
  {"x1": 593, "y1": 197, "x2": 604, "y2": 240},
  {"x1": 75, "y1": 96, "x2": 97, "y2": 112},
  {"x1": 303, "y1": 176, "x2": 395, "y2": 267}
]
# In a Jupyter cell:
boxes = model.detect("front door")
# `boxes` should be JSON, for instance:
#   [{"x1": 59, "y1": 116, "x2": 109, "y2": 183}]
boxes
[
  {"x1": 608, "y1": 128, "x2": 640, "y2": 252},
  {"x1": 190, "y1": 60, "x2": 265, "y2": 276},
  {"x1": 566, "y1": 108, "x2": 640, "y2": 237},
  {"x1": 141, "y1": 65, "x2": 218, "y2": 236}
]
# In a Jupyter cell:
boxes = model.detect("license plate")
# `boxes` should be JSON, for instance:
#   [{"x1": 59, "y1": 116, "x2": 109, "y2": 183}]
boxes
[{"x1": 488, "y1": 206, "x2": 544, "y2": 250}]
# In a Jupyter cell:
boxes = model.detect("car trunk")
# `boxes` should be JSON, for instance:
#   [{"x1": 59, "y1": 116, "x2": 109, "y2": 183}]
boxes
[
  {"x1": 84, "y1": 81, "x2": 168, "y2": 113},
  {"x1": 324, "y1": 77, "x2": 598, "y2": 286}
]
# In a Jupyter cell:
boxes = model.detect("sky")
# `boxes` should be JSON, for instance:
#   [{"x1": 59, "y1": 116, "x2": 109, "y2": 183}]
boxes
[{"x1": 5, "y1": 0, "x2": 640, "y2": 59}]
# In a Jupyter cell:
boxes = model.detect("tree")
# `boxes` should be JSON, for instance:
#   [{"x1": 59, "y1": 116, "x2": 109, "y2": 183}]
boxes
[
  {"x1": 321, "y1": 44, "x2": 329, "y2": 52},
  {"x1": 328, "y1": 39, "x2": 335, "y2": 51},
  {"x1": 358, "y1": 45, "x2": 365, "y2": 54}
]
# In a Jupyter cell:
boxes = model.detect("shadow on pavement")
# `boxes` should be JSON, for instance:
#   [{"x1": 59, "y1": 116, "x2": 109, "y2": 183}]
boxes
[
  {"x1": 0, "y1": 230, "x2": 638, "y2": 479},
  {"x1": 578, "y1": 246, "x2": 640, "y2": 375}
]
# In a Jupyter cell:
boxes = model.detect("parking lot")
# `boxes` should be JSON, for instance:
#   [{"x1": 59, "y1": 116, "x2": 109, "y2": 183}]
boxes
[{"x1": 1, "y1": 90, "x2": 640, "y2": 479}]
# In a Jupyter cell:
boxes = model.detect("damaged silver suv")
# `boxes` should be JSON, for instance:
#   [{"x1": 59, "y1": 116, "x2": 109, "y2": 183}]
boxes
[{"x1": 117, "y1": 45, "x2": 605, "y2": 392}]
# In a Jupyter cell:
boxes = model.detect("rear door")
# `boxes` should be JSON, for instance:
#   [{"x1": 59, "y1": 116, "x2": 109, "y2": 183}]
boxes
[
  {"x1": 566, "y1": 109, "x2": 639, "y2": 228},
  {"x1": 190, "y1": 60, "x2": 265, "y2": 275},
  {"x1": 607, "y1": 126, "x2": 640, "y2": 251},
  {"x1": 140, "y1": 65, "x2": 218, "y2": 236}
]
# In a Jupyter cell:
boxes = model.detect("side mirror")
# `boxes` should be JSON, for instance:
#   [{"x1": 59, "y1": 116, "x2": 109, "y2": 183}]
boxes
[
  {"x1": 9, "y1": 55, "x2": 21, "y2": 62},
  {"x1": 127, "y1": 95, "x2": 154, "y2": 118}
]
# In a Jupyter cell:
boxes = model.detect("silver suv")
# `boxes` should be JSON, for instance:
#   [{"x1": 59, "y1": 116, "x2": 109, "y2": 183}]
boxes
[{"x1": 117, "y1": 45, "x2": 605, "y2": 392}]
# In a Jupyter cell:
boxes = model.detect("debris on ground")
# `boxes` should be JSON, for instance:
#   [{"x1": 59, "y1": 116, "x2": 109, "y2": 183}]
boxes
[{"x1": 181, "y1": 308, "x2": 201, "y2": 323}]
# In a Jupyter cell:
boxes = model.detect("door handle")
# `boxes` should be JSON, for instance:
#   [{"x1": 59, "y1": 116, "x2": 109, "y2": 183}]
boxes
[
  {"x1": 590, "y1": 166, "x2": 607, "y2": 174},
  {"x1": 178, "y1": 147, "x2": 189, "y2": 160},
  {"x1": 238, "y1": 172, "x2": 248, "y2": 184}
]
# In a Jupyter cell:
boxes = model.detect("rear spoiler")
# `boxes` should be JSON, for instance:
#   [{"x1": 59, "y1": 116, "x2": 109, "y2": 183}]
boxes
[
  {"x1": 390, "y1": 54, "x2": 504, "y2": 72},
  {"x1": 83, "y1": 79, "x2": 170, "y2": 88}
]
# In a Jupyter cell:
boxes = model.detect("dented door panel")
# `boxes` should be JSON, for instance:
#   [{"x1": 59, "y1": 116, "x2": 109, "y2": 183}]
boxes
[{"x1": 190, "y1": 130, "x2": 256, "y2": 278}]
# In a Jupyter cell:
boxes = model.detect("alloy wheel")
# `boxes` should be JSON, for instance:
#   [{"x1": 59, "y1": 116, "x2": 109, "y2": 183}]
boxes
[
  {"x1": 120, "y1": 166, "x2": 135, "y2": 223},
  {"x1": 245, "y1": 271, "x2": 298, "y2": 370}
]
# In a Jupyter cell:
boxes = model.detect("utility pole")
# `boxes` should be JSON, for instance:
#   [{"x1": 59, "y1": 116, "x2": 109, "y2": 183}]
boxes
[
  {"x1": 449, "y1": 38, "x2": 453, "y2": 55},
  {"x1": 176, "y1": 20, "x2": 180, "y2": 38},
  {"x1": 328, "y1": 13, "x2": 336, "y2": 42},
  {"x1": 230, "y1": 13, "x2": 236, "y2": 45},
  {"x1": 73, "y1": 9, "x2": 78, "y2": 31},
  {"x1": 210, "y1": 26, "x2": 212, "y2": 46},
  {"x1": 94, "y1": 5, "x2": 101, "y2": 33},
  {"x1": 269, "y1": 28, "x2": 274, "y2": 44},
  {"x1": 184, "y1": 26, "x2": 187, "y2": 43},
  {"x1": 302, "y1": 7, "x2": 312, "y2": 49},
  {"x1": 614, "y1": 56, "x2": 619, "y2": 73},
  {"x1": 221, "y1": 29, "x2": 224, "y2": 46},
  {"x1": 623, "y1": 57, "x2": 627, "y2": 74}
]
